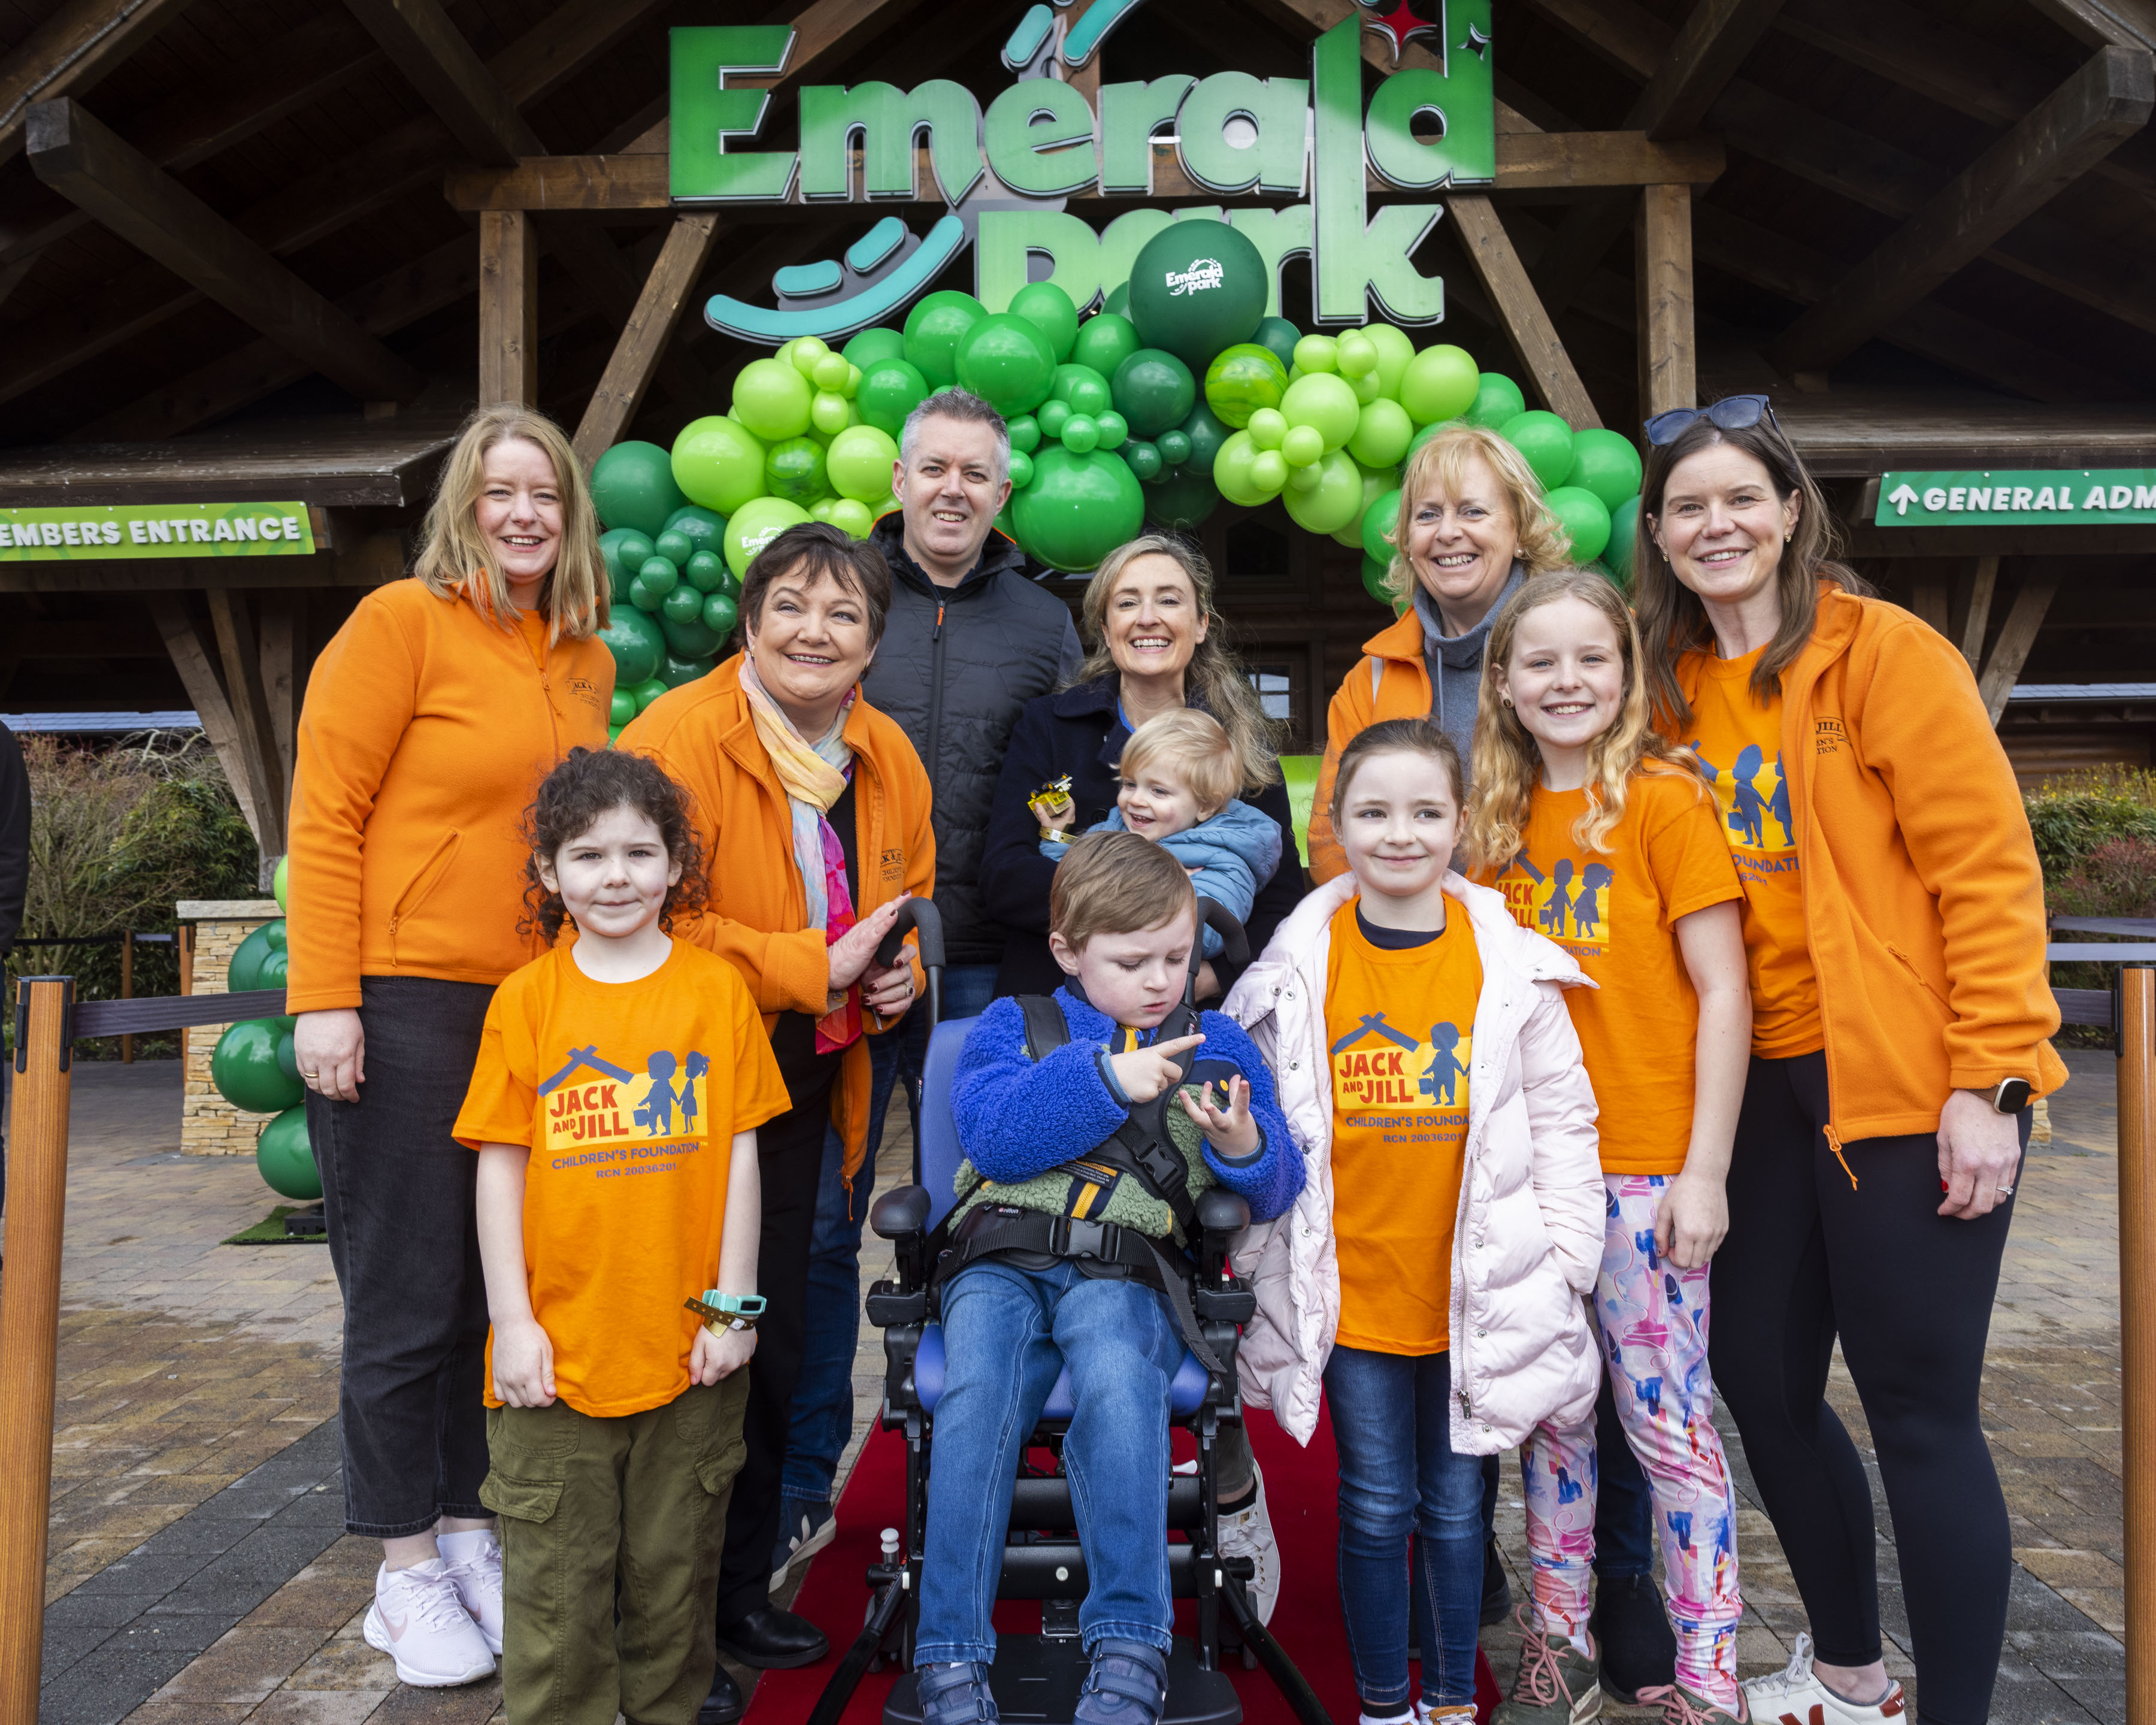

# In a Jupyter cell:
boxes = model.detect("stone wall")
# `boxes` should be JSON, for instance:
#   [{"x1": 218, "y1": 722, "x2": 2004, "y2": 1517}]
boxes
[{"x1": 179, "y1": 900, "x2": 283, "y2": 1157}]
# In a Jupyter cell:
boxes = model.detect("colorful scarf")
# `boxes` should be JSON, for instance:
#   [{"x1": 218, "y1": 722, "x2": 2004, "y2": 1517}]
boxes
[{"x1": 738, "y1": 658, "x2": 863, "y2": 1053}]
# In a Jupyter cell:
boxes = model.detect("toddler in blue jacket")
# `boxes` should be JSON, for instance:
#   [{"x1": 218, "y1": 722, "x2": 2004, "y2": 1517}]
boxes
[
  {"x1": 1040, "y1": 710, "x2": 1283, "y2": 961},
  {"x1": 913, "y1": 831, "x2": 1301, "y2": 1725}
]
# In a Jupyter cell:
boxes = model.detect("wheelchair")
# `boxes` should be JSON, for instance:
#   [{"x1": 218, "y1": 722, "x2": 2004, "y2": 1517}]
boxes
[{"x1": 804, "y1": 900, "x2": 1331, "y2": 1725}]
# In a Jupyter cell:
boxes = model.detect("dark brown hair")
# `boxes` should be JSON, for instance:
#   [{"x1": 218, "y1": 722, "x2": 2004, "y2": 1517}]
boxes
[
  {"x1": 1050, "y1": 829, "x2": 1198, "y2": 951},
  {"x1": 1330, "y1": 717, "x2": 1464, "y2": 820},
  {"x1": 522, "y1": 746, "x2": 706, "y2": 940},
  {"x1": 738, "y1": 521, "x2": 894, "y2": 647},
  {"x1": 1633, "y1": 410, "x2": 1870, "y2": 730}
]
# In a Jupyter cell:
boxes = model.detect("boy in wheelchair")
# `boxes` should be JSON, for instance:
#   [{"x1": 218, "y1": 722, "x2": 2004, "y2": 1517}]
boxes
[{"x1": 912, "y1": 833, "x2": 1303, "y2": 1725}]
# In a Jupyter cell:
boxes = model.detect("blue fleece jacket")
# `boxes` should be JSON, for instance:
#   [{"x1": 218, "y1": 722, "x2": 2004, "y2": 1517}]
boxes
[
  {"x1": 1040, "y1": 800, "x2": 1285, "y2": 959},
  {"x1": 950, "y1": 988, "x2": 1303, "y2": 1224}
]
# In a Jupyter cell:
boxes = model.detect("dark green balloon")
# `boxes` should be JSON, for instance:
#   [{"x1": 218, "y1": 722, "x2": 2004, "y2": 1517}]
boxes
[
  {"x1": 1178, "y1": 401, "x2": 1233, "y2": 475},
  {"x1": 1111, "y1": 349, "x2": 1197, "y2": 438},
  {"x1": 1141, "y1": 462, "x2": 1219, "y2": 531},
  {"x1": 662, "y1": 506, "x2": 728, "y2": 556},
  {"x1": 227, "y1": 921, "x2": 282, "y2": 991},
  {"x1": 213, "y1": 1018, "x2": 302, "y2": 1113},
  {"x1": 903, "y1": 290, "x2": 988, "y2": 388},
  {"x1": 660, "y1": 650, "x2": 716, "y2": 688},
  {"x1": 632, "y1": 676, "x2": 671, "y2": 712},
  {"x1": 1252, "y1": 316, "x2": 1301, "y2": 373},
  {"x1": 1104, "y1": 280, "x2": 1131, "y2": 317},
  {"x1": 610, "y1": 688, "x2": 638, "y2": 727},
  {"x1": 1009, "y1": 282, "x2": 1080, "y2": 364},
  {"x1": 661, "y1": 583, "x2": 705, "y2": 627},
  {"x1": 843, "y1": 327, "x2": 907, "y2": 371},
  {"x1": 953, "y1": 312, "x2": 1058, "y2": 415},
  {"x1": 1606, "y1": 496, "x2": 1640, "y2": 585},
  {"x1": 1467, "y1": 373, "x2": 1528, "y2": 431},
  {"x1": 702, "y1": 592, "x2": 740, "y2": 638},
  {"x1": 591, "y1": 441, "x2": 687, "y2": 537},
  {"x1": 1124, "y1": 439, "x2": 1162, "y2": 481},
  {"x1": 1157, "y1": 429, "x2": 1192, "y2": 467},
  {"x1": 684, "y1": 549, "x2": 728, "y2": 594},
  {"x1": 1361, "y1": 555, "x2": 1393, "y2": 605},
  {"x1": 765, "y1": 436, "x2": 827, "y2": 504},
  {"x1": 1010, "y1": 446, "x2": 1145, "y2": 573},
  {"x1": 651, "y1": 529, "x2": 693, "y2": 568},
  {"x1": 629, "y1": 574, "x2": 667, "y2": 613},
  {"x1": 856, "y1": 358, "x2": 929, "y2": 438},
  {"x1": 256, "y1": 1104, "x2": 320, "y2": 1202},
  {"x1": 596, "y1": 606, "x2": 667, "y2": 686},
  {"x1": 1125, "y1": 222, "x2": 1267, "y2": 370},
  {"x1": 1052, "y1": 363, "x2": 1112, "y2": 416},
  {"x1": 662, "y1": 609, "x2": 725, "y2": 659},
  {"x1": 599, "y1": 528, "x2": 656, "y2": 603},
  {"x1": 1070, "y1": 311, "x2": 1141, "y2": 380}
]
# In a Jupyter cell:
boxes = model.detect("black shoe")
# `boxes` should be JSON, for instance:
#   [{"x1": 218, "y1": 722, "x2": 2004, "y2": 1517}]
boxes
[
  {"x1": 715, "y1": 1603, "x2": 830, "y2": 1669},
  {"x1": 1479, "y1": 1536, "x2": 1512, "y2": 1627},
  {"x1": 1589, "y1": 1573, "x2": 1676, "y2": 1704},
  {"x1": 698, "y1": 1663, "x2": 744, "y2": 1725}
]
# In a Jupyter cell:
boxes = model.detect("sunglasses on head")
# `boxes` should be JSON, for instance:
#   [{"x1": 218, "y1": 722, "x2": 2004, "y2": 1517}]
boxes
[{"x1": 1643, "y1": 394, "x2": 1780, "y2": 447}]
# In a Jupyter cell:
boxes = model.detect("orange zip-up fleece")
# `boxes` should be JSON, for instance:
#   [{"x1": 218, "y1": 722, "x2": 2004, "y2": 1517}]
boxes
[
  {"x1": 616, "y1": 655, "x2": 935, "y2": 1182},
  {"x1": 286, "y1": 580, "x2": 614, "y2": 1013},
  {"x1": 1309, "y1": 607, "x2": 1433, "y2": 882},
  {"x1": 1674, "y1": 586, "x2": 2066, "y2": 1145}
]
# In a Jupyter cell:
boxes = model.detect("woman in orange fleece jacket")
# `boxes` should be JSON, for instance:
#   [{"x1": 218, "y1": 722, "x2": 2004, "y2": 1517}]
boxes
[
  {"x1": 616, "y1": 521, "x2": 931, "y2": 1692},
  {"x1": 285, "y1": 405, "x2": 614, "y2": 1690},
  {"x1": 1633, "y1": 398, "x2": 2064, "y2": 1725}
]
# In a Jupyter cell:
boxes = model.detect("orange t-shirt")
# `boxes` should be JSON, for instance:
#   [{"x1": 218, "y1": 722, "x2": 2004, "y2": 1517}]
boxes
[
  {"x1": 1486, "y1": 771, "x2": 1742, "y2": 1174},
  {"x1": 455, "y1": 940, "x2": 792, "y2": 1418},
  {"x1": 1324, "y1": 898, "x2": 1481, "y2": 1356},
  {"x1": 1683, "y1": 646, "x2": 1822, "y2": 1057}
]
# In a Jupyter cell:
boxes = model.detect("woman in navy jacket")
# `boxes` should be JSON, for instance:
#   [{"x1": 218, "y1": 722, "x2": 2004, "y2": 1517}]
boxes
[{"x1": 979, "y1": 535, "x2": 1304, "y2": 1000}]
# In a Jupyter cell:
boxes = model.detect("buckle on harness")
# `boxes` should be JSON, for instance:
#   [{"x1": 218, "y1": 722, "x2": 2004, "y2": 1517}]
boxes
[{"x1": 1048, "y1": 1215, "x2": 1121, "y2": 1261}]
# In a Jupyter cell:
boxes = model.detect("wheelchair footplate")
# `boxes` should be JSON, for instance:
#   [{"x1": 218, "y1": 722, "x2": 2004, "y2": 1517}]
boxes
[{"x1": 883, "y1": 1635, "x2": 1240, "y2": 1725}]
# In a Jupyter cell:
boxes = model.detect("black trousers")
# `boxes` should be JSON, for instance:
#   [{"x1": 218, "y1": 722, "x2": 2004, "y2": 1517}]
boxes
[
  {"x1": 308, "y1": 975, "x2": 496, "y2": 1538},
  {"x1": 714, "y1": 1067, "x2": 840, "y2": 1626},
  {"x1": 1709, "y1": 1051, "x2": 2027, "y2": 1725}
]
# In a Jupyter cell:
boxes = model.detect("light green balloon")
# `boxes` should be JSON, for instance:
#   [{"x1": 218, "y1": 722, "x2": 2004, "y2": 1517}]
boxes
[
  {"x1": 732, "y1": 356, "x2": 815, "y2": 441},
  {"x1": 725, "y1": 496, "x2": 813, "y2": 579},
  {"x1": 1280, "y1": 371, "x2": 1361, "y2": 453},
  {"x1": 843, "y1": 328, "x2": 908, "y2": 371},
  {"x1": 1398, "y1": 344, "x2": 1480, "y2": 425},
  {"x1": 826, "y1": 425, "x2": 901, "y2": 503},
  {"x1": 828, "y1": 498, "x2": 876, "y2": 538},
  {"x1": 1361, "y1": 323, "x2": 1416, "y2": 400},
  {"x1": 673, "y1": 416, "x2": 767, "y2": 515},
  {"x1": 1348, "y1": 397, "x2": 1413, "y2": 468},
  {"x1": 272, "y1": 855, "x2": 288, "y2": 912},
  {"x1": 1283, "y1": 449, "x2": 1365, "y2": 534},
  {"x1": 1213, "y1": 430, "x2": 1270, "y2": 509}
]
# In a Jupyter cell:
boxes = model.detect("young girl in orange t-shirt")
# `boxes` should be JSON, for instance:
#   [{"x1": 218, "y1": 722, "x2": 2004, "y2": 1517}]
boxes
[
  {"x1": 1465, "y1": 571, "x2": 1752, "y2": 1725},
  {"x1": 455, "y1": 747, "x2": 789, "y2": 1725}
]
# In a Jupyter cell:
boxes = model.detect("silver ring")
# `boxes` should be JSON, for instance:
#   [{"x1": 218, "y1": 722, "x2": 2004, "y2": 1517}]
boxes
[{"x1": 1997, "y1": 1184, "x2": 2013, "y2": 1196}]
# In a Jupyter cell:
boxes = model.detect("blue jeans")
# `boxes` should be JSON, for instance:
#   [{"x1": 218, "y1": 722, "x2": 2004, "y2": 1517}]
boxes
[
  {"x1": 1326, "y1": 1345, "x2": 1485, "y2": 1711},
  {"x1": 1595, "y1": 1366, "x2": 1656, "y2": 1578},
  {"x1": 782, "y1": 963, "x2": 1002, "y2": 1504},
  {"x1": 915, "y1": 1258, "x2": 1185, "y2": 1663}
]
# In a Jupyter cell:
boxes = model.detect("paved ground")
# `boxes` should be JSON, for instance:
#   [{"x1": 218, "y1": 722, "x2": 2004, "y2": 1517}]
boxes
[{"x1": 7, "y1": 1050, "x2": 2129, "y2": 1724}]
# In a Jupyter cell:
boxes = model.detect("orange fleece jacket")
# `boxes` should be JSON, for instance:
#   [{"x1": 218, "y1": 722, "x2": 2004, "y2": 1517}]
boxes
[
  {"x1": 1674, "y1": 587, "x2": 2066, "y2": 1145},
  {"x1": 285, "y1": 580, "x2": 614, "y2": 1013},
  {"x1": 1309, "y1": 607, "x2": 1431, "y2": 882},
  {"x1": 615, "y1": 655, "x2": 935, "y2": 1183}
]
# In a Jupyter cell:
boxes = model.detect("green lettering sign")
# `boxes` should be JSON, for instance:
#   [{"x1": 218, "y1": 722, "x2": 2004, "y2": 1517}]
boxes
[
  {"x1": 0, "y1": 503, "x2": 316, "y2": 561},
  {"x1": 1875, "y1": 470, "x2": 2156, "y2": 526}
]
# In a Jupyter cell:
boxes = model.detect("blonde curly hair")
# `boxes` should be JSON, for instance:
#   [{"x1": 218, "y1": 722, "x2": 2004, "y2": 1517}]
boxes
[{"x1": 1377, "y1": 422, "x2": 1570, "y2": 611}]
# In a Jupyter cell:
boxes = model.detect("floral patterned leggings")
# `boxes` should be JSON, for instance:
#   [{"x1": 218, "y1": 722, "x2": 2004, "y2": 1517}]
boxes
[{"x1": 1522, "y1": 1175, "x2": 1743, "y2": 1703}]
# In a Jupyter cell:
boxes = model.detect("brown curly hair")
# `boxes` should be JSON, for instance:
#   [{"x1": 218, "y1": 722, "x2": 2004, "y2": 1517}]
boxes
[{"x1": 520, "y1": 747, "x2": 707, "y2": 940}]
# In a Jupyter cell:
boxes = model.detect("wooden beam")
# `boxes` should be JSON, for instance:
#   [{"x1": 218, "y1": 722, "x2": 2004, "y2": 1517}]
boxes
[
  {"x1": 146, "y1": 594, "x2": 264, "y2": 843},
  {"x1": 1634, "y1": 0, "x2": 1790, "y2": 137},
  {"x1": 1909, "y1": 574, "x2": 1951, "y2": 635},
  {"x1": 1444, "y1": 195, "x2": 1602, "y2": 428},
  {"x1": 1635, "y1": 184, "x2": 1695, "y2": 417},
  {"x1": 205, "y1": 589, "x2": 286, "y2": 856},
  {"x1": 1766, "y1": 47, "x2": 2154, "y2": 376},
  {"x1": 479, "y1": 211, "x2": 538, "y2": 407},
  {"x1": 1959, "y1": 555, "x2": 2001, "y2": 672},
  {"x1": 573, "y1": 215, "x2": 723, "y2": 469},
  {"x1": 25, "y1": 98, "x2": 423, "y2": 405},
  {"x1": 258, "y1": 591, "x2": 298, "y2": 800},
  {"x1": 0, "y1": 0, "x2": 196, "y2": 164},
  {"x1": 341, "y1": 0, "x2": 529, "y2": 165},
  {"x1": 1977, "y1": 573, "x2": 2061, "y2": 723}
]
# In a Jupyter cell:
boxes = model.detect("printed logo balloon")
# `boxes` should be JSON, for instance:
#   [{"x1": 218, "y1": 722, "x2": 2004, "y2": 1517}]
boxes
[{"x1": 1125, "y1": 222, "x2": 1267, "y2": 371}]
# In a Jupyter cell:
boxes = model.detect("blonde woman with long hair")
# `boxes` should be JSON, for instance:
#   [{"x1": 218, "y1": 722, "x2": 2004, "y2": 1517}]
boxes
[
  {"x1": 1462, "y1": 570, "x2": 1754, "y2": 1725},
  {"x1": 1308, "y1": 422, "x2": 1570, "y2": 882},
  {"x1": 286, "y1": 403, "x2": 614, "y2": 1691}
]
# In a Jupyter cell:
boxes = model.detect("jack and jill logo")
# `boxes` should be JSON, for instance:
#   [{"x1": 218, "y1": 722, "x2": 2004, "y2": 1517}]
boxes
[
  {"x1": 540, "y1": 1047, "x2": 711, "y2": 1174},
  {"x1": 1497, "y1": 849, "x2": 1614, "y2": 955},
  {"x1": 1330, "y1": 1013, "x2": 1471, "y2": 1141},
  {"x1": 1689, "y1": 741, "x2": 1797, "y2": 875}
]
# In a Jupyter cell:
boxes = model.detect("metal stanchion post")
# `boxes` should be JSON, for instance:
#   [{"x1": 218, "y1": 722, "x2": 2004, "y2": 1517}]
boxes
[
  {"x1": 2121, "y1": 965, "x2": 2155, "y2": 1725},
  {"x1": 120, "y1": 931, "x2": 134, "y2": 1065},
  {"x1": 0, "y1": 977, "x2": 75, "y2": 1725}
]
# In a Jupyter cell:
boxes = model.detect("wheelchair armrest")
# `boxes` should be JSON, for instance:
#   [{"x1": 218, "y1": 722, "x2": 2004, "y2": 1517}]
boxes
[
  {"x1": 1195, "y1": 1187, "x2": 1250, "y2": 1238},
  {"x1": 871, "y1": 1184, "x2": 932, "y2": 1240}
]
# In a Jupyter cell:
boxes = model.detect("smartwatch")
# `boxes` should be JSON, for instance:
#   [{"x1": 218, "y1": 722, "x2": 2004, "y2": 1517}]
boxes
[
  {"x1": 685, "y1": 1291, "x2": 767, "y2": 1330},
  {"x1": 1990, "y1": 1077, "x2": 2033, "y2": 1115}
]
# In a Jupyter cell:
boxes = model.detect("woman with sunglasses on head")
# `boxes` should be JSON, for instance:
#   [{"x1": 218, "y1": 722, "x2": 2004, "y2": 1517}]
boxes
[{"x1": 1634, "y1": 395, "x2": 2065, "y2": 1725}]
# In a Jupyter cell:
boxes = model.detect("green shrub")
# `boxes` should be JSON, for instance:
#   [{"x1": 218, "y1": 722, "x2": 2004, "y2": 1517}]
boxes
[{"x1": 2024, "y1": 767, "x2": 2156, "y2": 879}]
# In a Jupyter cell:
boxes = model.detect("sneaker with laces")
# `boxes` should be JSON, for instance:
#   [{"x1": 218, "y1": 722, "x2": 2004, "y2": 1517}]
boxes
[
  {"x1": 917, "y1": 1660, "x2": 1000, "y2": 1725},
  {"x1": 1493, "y1": 1609, "x2": 1602, "y2": 1725},
  {"x1": 436, "y1": 1529, "x2": 504, "y2": 1656},
  {"x1": 1639, "y1": 1683, "x2": 1749, "y2": 1725},
  {"x1": 771, "y1": 1493, "x2": 838, "y2": 1587},
  {"x1": 1216, "y1": 1464, "x2": 1280, "y2": 1625},
  {"x1": 1415, "y1": 1706, "x2": 1478, "y2": 1725},
  {"x1": 1742, "y1": 1635, "x2": 1906, "y2": 1725},
  {"x1": 1073, "y1": 1639, "x2": 1169, "y2": 1725},
  {"x1": 363, "y1": 1558, "x2": 497, "y2": 1687}
]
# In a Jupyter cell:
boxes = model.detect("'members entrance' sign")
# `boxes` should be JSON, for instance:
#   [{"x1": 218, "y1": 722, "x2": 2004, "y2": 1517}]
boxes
[{"x1": 668, "y1": 3, "x2": 1494, "y2": 343}]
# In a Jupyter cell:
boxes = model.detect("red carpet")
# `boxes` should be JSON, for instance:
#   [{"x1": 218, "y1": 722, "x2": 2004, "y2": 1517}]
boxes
[{"x1": 750, "y1": 1410, "x2": 1500, "y2": 1725}]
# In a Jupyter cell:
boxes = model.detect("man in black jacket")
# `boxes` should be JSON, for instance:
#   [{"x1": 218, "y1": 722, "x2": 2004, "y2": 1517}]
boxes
[
  {"x1": 753, "y1": 391, "x2": 1082, "y2": 1673},
  {"x1": 0, "y1": 720, "x2": 28, "y2": 1227}
]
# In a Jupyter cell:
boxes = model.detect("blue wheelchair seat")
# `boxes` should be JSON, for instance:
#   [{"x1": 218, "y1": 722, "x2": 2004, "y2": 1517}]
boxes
[{"x1": 916, "y1": 1014, "x2": 1215, "y2": 1416}]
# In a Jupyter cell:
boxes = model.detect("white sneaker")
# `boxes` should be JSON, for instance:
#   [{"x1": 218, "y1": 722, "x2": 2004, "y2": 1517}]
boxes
[
  {"x1": 1215, "y1": 1463, "x2": 1280, "y2": 1625},
  {"x1": 363, "y1": 1558, "x2": 498, "y2": 1687},
  {"x1": 437, "y1": 1529, "x2": 506, "y2": 1656},
  {"x1": 1742, "y1": 1635, "x2": 1906, "y2": 1725}
]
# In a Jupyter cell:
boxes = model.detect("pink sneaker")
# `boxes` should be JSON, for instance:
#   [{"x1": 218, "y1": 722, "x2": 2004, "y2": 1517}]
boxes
[{"x1": 362, "y1": 1558, "x2": 496, "y2": 1687}]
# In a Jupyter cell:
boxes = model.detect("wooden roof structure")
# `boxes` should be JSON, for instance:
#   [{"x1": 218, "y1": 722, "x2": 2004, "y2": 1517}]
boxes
[{"x1": 1, "y1": 0, "x2": 2152, "y2": 859}]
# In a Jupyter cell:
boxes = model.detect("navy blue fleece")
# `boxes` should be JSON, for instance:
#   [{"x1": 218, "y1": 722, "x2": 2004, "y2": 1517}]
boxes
[{"x1": 950, "y1": 989, "x2": 1303, "y2": 1222}]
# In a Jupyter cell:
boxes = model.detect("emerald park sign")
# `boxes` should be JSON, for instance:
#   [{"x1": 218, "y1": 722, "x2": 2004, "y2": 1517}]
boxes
[{"x1": 668, "y1": 2, "x2": 1495, "y2": 344}]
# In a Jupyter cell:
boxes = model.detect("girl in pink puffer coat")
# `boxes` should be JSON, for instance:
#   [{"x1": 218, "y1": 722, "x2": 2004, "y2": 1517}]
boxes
[{"x1": 1222, "y1": 718, "x2": 1603, "y2": 1725}]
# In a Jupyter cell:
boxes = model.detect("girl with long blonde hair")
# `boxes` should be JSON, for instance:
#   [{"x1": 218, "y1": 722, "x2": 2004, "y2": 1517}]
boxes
[{"x1": 1465, "y1": 571, "x2": 1757, "y2": 1725}]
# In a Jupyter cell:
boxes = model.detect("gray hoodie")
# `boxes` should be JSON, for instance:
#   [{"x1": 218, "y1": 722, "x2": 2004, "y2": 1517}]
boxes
[{"x1": 1414, "y1": 561, "x2": 1526, "y2": 776}]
